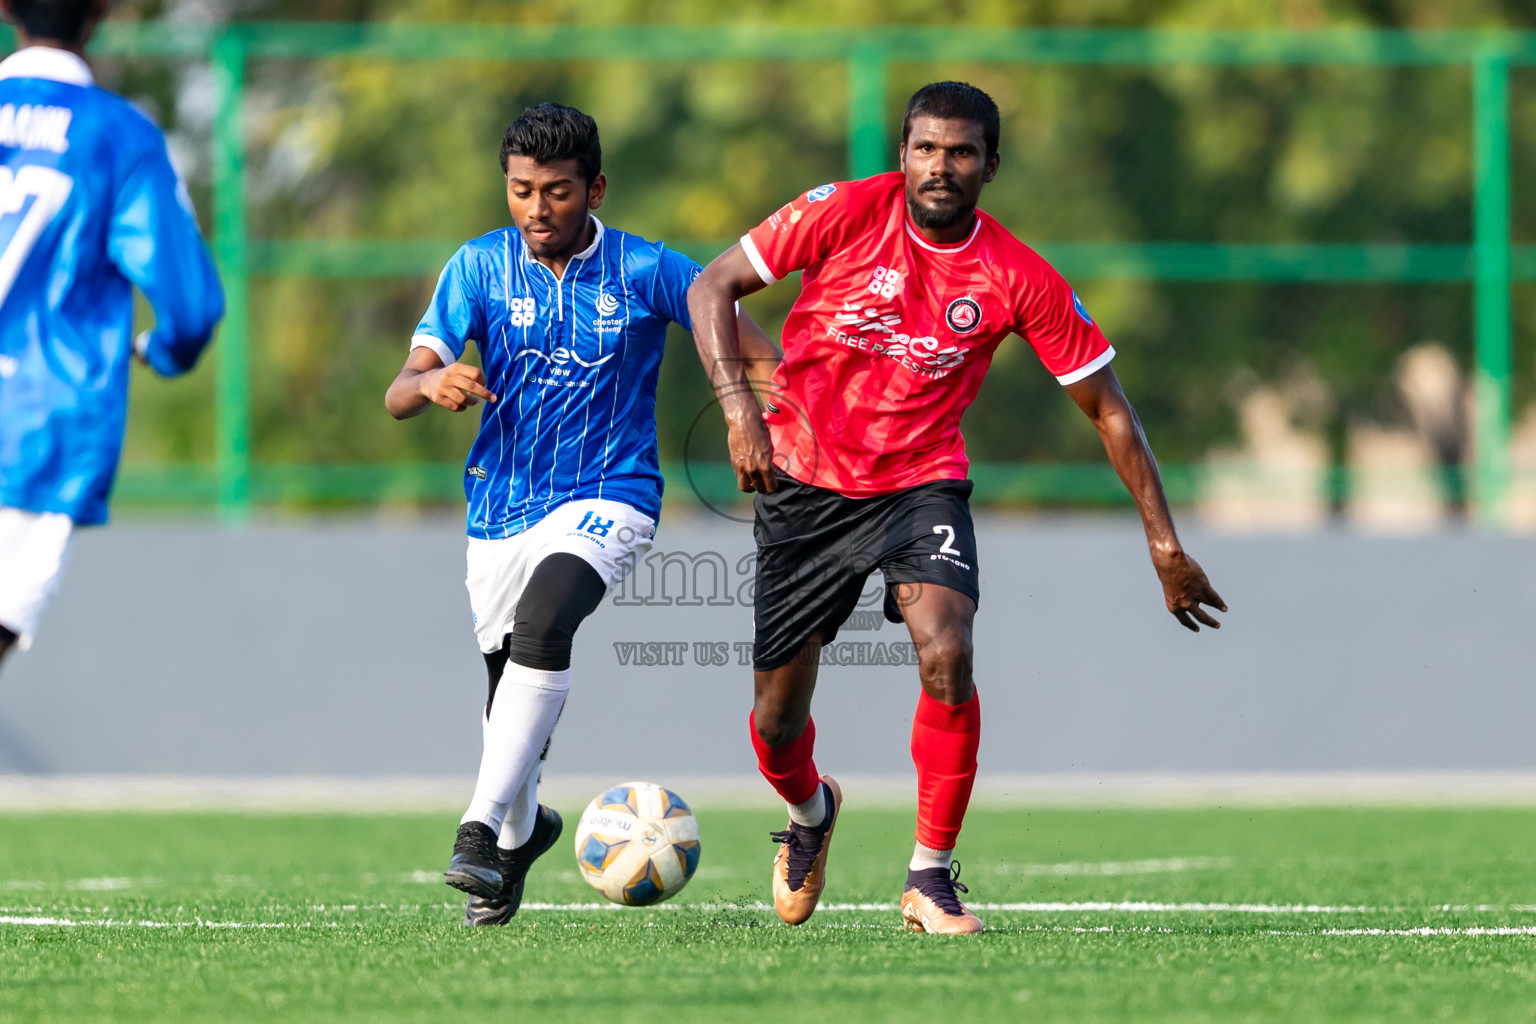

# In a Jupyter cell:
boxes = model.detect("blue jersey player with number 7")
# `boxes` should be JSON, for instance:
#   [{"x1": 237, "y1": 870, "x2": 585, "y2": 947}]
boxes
[
  {"x1": 0, "y1": 0, "x2": 224, "y2": 671},
  {"x1": 386, "y1": 102, "x2": 779, "y2": 925}
]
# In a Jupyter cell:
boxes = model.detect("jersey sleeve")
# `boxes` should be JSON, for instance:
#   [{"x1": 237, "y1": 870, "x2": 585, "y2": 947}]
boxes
[
  {"x1": 107, "y1": 138, "x2": 225, "y2": 378},
  {"x1": 740, "y1": 178, "x2": 886, "y2": 284},
  {"x1": 645, "y1": 245, "x2": 703, "y2": 330},
  {"x1": 1014, "y1": 260, "x2": 1115, "y2": 385},
  {"x1": 412, "y1": 244, "x2": 486, "y2": 365}
]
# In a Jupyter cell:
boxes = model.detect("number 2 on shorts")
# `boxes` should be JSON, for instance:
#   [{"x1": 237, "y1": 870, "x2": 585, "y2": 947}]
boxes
[{"x1": 932, "y1": 524, "x2": 960, "y2": 556}]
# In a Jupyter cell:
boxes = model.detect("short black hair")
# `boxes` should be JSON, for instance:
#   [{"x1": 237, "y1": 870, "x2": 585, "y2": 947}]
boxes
[
  {"x1": 901, "y1": 81, "x2": 1001, "y2": 158},
  {"x1": 499, "y1": 102, "x2": 601, "y2": 184},
  {"x1": 7, "y1": 0, "x2": 97, "y2": 44}
]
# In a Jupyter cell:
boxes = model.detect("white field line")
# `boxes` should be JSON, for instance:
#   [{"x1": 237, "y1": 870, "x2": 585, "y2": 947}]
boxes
[
  {"x1": 0, "y1": 915, "x2": 315, "y2": 929},
  {"x1": 513, "y1": 901, "x2": 1536, "y2": 914},
  {"x1": 418, "y1": 858, "x2": 1232, "y2": 886},
  {"x1": 515, "y1": 901, "x2": 1380, "y2": 914},
  {"x1": 0, "y1": 858, "x2": 1229, "y2": 892},
  {"x1": 9, "y1": 897, "x2": 1536, "y2": 916},
  {"x1": 994, "y1": 856, "x2": 1233, "y2": 876},
  {"x1": 4, "y1": 912, "x2": 1536, "y2": 938},
  {"x1": 1279, "y1": 927, "x2": 1536, "y2": 937},
  {"x1": 8, "y1": 889, "x2": 1536, "y2": 918},
  {"x1": 1, "y1": 877, "x2": 142, "y2": 891},
  {"x1": 977, "y1": 902, "x2": 1371, "y2": 913},
  {"x1": 1015, "y1": 925, "x2": 1536, "y2": 938}
]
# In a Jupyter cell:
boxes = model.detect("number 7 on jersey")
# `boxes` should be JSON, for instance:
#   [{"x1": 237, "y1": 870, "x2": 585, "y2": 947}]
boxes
[{"x1": 0, "y1": 164, "x2": 73, "y2": 305}]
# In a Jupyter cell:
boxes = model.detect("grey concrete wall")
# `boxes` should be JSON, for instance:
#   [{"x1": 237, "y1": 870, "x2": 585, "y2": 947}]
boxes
[{"x1": 1, "y1": 515, "x2": 1532, "y2": 776}]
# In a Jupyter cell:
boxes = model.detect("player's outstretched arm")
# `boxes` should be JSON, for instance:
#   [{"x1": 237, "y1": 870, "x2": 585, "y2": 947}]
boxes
[
  {"x1": 385, "y1": 348, "x2": 497, "y2": 420},
  {"x1": 1065, "y1": 366, "x2": 1228, "y2": 633},
  {"x1": 688, "y1": 244, "x2": 777, "y2": 494}
]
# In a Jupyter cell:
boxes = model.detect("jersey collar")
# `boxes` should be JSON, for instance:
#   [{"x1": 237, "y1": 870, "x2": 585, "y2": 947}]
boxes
[
  {"x1": 572, "y1": 215, "x2": 605, "y2": 261},
  {"x1": 903, "y1": 213, "x2": 982, "y2": 255},
  {"x1": 518, "y1": 215, "x2": 605, "y2": 269},
  {"x1": 0, "y1": 46, "x2": 94, "y2": 87}
]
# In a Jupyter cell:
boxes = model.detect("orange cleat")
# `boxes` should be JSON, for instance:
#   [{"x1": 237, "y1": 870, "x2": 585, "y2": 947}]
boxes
[
  {"x1": 900, "y1": 861, "x2": 984, "y2": 934},
  {"x1": 769, "y1": 776, "x2": 843, "y2": 925}
]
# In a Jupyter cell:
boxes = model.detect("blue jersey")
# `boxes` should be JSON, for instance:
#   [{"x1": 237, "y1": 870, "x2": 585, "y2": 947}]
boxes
[
  {"x1": 0, "y1": 47, "x2": 224, "y2": 526},
  {"x1": 413, "y1": 217, "x2": 699, "y2": 539}
]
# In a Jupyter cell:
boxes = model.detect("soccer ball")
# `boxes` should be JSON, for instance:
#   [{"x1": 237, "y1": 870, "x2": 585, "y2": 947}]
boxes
[{"x1": 573, "y1": 782, "x2": 701, "y2": 906}]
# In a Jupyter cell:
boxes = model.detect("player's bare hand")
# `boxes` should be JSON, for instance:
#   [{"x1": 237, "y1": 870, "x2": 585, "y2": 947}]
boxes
[
  {"x1": 421, "y1": 362, "x2": 496, "y2": 412},
  {"x1": 725, "y1": 402, "x2": 777, "y2": 493},
  {"x1": 1151, "y1": 545, "x2": 1227, "y2": 633}
]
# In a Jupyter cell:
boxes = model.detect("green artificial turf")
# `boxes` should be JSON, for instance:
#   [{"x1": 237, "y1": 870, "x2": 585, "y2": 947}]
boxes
[{"x1": 3, "y1": 806, "x2": 1536, "y2": 1022}]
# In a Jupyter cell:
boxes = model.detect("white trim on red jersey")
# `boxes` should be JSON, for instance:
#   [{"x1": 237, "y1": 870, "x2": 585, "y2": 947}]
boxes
[
  {"x1": 1055, "y1": 345, "x2": 1117, "y2": 385},
  {"x1": 740, "y1": 233, "x2": 778, "y2": 286},
  {"x1": 903, "y1": 216, "x2": 982, "y2": 255}
]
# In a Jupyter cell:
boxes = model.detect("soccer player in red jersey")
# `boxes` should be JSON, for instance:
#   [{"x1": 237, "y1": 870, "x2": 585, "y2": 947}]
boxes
[{"x1": 687, "y1": 82, "x2": 1227, "y2": 933}]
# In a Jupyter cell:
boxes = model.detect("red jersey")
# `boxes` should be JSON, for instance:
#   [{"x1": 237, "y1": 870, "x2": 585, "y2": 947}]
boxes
[{"x1": 742, "y1": 172, "x2": 1113, "y2": 497}]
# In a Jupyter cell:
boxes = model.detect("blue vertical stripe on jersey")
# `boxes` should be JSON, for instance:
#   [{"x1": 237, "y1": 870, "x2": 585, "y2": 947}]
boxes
[{"x1": 412, "y1": 218, "x2": 695, "y2": 540}]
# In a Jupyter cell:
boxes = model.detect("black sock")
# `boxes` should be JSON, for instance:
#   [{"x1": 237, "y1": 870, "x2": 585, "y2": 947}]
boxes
[{"x1": 906, "y1": 866, "x2": 949, "y2": 887}]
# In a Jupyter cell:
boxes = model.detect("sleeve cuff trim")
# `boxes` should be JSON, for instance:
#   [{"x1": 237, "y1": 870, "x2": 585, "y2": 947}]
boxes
[
  {"x1": 740, "y1": 234, "x2": 778, "y2": 286},
  {"x1": 410, "y1": 334, "x2": 457, "y2": 366},
  {"x1": 1055, "y1": 346, "x2": 1116, "y2": 385}
]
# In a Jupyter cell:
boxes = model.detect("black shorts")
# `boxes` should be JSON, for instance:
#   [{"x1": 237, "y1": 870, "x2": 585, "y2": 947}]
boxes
[{"x1": 752, "y1": 472, "x2": 980, "y2": 671}]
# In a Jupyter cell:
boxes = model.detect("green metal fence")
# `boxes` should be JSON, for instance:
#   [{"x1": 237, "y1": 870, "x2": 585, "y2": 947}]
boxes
[{"x1": 49, "y1": 24, "x2": 1536, "y2": 525}]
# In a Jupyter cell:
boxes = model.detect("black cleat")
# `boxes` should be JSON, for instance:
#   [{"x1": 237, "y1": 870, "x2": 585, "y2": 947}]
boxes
[
  {"x1": 463, "y1": 887, "x2": 516, "y2": 927},
  {"x1": 444, "y1": 820, "x2": 503, "y2": 899},
  {"x1": 463, "y1": 806, "x2": 564, "y2": 926}
]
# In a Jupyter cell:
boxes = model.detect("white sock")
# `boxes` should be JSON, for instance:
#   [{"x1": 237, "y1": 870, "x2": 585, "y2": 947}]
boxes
[
  {"x1": 462, "y1": 663, "x2": 569, "y2": 835},
  {"x1": 786, "y1": 785, "x2": 827, "y2": 828},
  {"x1": 497, "y1": 757, "x2": 541, "y2": 851},
  {"x1": 910, "y1": 843, "x2": 953, "y2": 872}
]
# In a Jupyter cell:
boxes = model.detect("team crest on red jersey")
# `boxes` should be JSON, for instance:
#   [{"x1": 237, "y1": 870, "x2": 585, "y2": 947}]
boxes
[{"x1": 945, "y1": 296, "x2": 982, "y2": 334}]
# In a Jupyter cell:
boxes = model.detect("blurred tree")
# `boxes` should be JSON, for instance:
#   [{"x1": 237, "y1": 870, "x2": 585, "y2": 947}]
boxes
[{"x1": 93, "y1": 0, "x2": 1536, "y2": 508}]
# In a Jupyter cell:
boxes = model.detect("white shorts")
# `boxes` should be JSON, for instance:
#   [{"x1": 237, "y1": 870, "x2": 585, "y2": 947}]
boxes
[
  {"x1": 466, "y1": 499, "x2": 655, "y2": 654},
  {"x1": 0, "y1": 506, "x2": 74, "y2": 651}
]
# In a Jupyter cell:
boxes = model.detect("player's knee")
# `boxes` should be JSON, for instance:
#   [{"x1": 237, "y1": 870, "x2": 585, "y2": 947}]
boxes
[
  {"x1": 916, "y1": 631, "x2": 973, "y2": 691},
  {"x1": 751, "y1": 701, "x2": 808, "y2": 748},
  {"x1": 507, "y1": 553, "x2": 606, "y2": 672},
  {"x1": 508, "y1": 601, "x2": 583, "y2": 670},
  {"x1": 505, "y1": 629, "x2": 574, "y2": 673},
  {"x1": 753, "y1": 717, "x2": 804, "y2": 748}
]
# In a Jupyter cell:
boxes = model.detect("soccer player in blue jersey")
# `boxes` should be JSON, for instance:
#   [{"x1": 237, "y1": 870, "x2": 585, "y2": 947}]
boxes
[
  {"x1": 0, "y1": 0, "x2": 224, "y2": 670},
  {"x1": 386, "y1": 103, "x2": 778, "y2": 925}
]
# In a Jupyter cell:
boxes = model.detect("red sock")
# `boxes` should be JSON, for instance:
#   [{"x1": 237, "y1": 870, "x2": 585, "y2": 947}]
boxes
[
  {"x1": 911, "y1": 690, "x2": 981, "y2": 851},
  {"x1": 750, "y1": 712, "x2": 821, "y2": 806}
]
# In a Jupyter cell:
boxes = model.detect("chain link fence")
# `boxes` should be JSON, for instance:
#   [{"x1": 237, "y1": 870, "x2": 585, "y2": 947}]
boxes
[{"x1": 59, "y1": 24, "x2": 1536, "y2": 528}]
